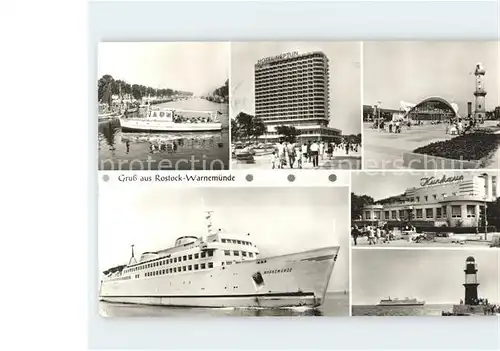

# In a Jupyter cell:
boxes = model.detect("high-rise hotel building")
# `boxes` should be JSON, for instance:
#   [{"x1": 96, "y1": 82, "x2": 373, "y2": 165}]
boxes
[{"x1": 254, "y1": 51, "x2": 342, "y2": 142}]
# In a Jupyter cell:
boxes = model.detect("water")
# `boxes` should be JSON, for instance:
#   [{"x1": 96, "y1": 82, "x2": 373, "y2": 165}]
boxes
[
  {"x1": 98, "y1": 98, "x2": 229, "y2": 170},
  {"x1": 99, "y1": 292, "x2": 349, "y2": 317},
  {"x1": 352, "y1": 304, "x2": 454, "y2": 316}
]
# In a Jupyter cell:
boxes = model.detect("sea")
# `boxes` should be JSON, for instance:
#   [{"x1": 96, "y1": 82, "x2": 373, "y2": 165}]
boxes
[
  {"x1": 98, "y1": 98, "x2": 229, "y2": 171},
  {"x1": 99, "y1": 292, "x2": 349, "y2": 317},
  {"x1": 352, "y1": 304, "x2": 454, "y2": 316}
]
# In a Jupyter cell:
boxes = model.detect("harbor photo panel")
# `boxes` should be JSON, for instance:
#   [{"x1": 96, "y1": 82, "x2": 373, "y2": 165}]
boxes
[
  {"x1": 98, "y1": 42, "x2": 230, "y2": 171},
  {"x1": 98, "y1": 183, "x2": 350, "y2": 317},
  {"x1": 351, "y1": 249, "x2": 499, "y2": 316}
]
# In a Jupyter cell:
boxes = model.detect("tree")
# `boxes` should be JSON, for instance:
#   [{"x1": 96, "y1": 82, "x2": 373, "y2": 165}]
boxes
[
  {"x1": 98, "y1": 74, "x2": 114, "y2": 102},
  {"x1": 231, "y1": 119, "x2": 240, "y2": 141},
  {"x1": 275, "y1": 125, "x2": 300, "y2": 143},
  {"x1": 351, "y1": 193, "x2": 375, "y2": 221},
  {"x1": 486, "y1": 197, "x2": 500, "y2": 230},
  {"x1": 234, "y1": 112, "x2": 265, "y2": 142},
  {"x1": 131, "y1": 84, "x2": 143, "y2": 100}
]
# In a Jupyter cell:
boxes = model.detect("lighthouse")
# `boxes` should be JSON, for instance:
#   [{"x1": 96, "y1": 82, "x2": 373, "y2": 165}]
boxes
[
  {"x1": 473, "y1": 63, "x2": 486, "y2": 123},
  {"x1": 463, "y1": 256, "x2": 479, "y2": 305}
]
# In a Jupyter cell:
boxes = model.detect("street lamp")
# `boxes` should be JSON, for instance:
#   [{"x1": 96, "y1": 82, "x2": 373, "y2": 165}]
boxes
[
  {"x1": 376, "y1": 101, "x2": 382, "y2": 130},
  {"x1": 479, "y1": 173, "x2": 489, "y2": 241}
]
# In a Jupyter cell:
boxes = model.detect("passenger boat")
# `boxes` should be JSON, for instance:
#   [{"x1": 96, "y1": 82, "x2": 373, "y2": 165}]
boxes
[
  {"x1": 99, "y1": 211, "x2": 339, "y2": 308},
  {"x1": 119, "y1": 106, "x2": 222, "y2": 132},
  {"x1": 377, "y1": 297, "x2": 425, "y2": 306}
]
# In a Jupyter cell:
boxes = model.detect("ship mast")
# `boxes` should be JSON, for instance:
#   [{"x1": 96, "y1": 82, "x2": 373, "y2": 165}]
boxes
[
  {"x1": 205, "y1": 210, "x2": 214, "y2": 235},
  {"x1": 128, "y1": 244, "x2": 137, "y2": 265}
]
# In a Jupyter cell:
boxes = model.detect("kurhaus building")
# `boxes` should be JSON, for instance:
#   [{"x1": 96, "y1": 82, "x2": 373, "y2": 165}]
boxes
[
  {"x1": 359, "y1": 173, "x2": 498, "y2": 228},
  {"x1": 254, "y1": 51, "x2": 342, "y2": 142}
]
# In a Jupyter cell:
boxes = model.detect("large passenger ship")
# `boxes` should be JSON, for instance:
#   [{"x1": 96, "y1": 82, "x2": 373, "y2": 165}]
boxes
[
  {"x1": 99, "y1": 211, "x2": 339, "y2": 308},
  {"x1": 377, "y1": 297, "x2": 425, "y2": 306}
]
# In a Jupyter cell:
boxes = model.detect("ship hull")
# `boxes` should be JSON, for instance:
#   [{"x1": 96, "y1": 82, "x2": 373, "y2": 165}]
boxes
[
  {"x1": 100, "y1": 247, "x2": 339, "y2": 308},
  {"x1": 377, "y1": 303, "x2": 425, "y2": 307},
  {"x1": 119, "y1": 118, "x2": 222, "y2": 132}
]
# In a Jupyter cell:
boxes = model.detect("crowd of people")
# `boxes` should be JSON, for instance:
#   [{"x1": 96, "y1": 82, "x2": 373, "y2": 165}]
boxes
[
  {"x1": 458, "y1": 298, "x2": 500, "y2": 315},
  {"x1": 371, "y1": 116, "x2": 480, "y2": 136},
  {"x1": 351, "y1": 224, "x2": 417, "y2": 246},
  {"x1": 270, "y1": 140, "x2": 360, "y2": 169}
]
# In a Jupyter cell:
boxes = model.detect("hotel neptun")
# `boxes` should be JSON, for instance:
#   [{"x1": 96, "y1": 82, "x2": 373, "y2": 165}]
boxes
[{"x1": 254, "y1": 51, "x2": 342, "y2": 142}]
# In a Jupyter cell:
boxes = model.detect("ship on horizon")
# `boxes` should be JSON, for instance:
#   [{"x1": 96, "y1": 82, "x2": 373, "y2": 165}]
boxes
[
  {"x1": 377, "y1": 297, "x2": 425, "y2": 306},
  {"x1": 99, "y1": 210, "x2": 339, "y2": 308}
]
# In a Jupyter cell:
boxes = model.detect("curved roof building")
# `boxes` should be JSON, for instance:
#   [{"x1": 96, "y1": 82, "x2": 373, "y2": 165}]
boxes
[{"x1": 402, "y1": 96, "x2": 459, "y2": 121}]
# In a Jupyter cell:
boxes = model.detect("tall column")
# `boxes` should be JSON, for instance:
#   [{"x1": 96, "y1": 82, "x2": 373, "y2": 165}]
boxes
[
  {"x1": 461, "y1": 204, "x2": 467, "y2": 221},
  {"x1": 475, "y1": 204, "x2": 480, "y2": 226}
]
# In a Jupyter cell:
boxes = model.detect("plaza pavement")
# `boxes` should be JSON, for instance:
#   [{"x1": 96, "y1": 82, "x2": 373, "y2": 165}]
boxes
[
  {"x1": 363, "y1": 121, "x2": 500, "y2": 169},
  {"x1": 231, "y1": 149, "x2": 362, "y2": 170},
  {"x1": 352, "y1": 235, "x2": 495, "y2": 248}
]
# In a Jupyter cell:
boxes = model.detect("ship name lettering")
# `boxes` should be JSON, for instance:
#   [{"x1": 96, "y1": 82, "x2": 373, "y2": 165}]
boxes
[
  {"x1": 118, "y1": 174, "x2": 137, "y2": 182},
  {"x1": 263, "y1": 268, "x2": 292, "y2": 275}
]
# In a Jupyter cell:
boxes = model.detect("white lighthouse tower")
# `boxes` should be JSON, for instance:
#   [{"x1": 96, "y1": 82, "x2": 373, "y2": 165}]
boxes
[{"x1": 473, "y1": 63, "x2": 486, "y2": 123}]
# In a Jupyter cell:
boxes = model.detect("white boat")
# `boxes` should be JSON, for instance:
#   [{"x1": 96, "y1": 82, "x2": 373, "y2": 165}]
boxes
[
  {"x1": 99, "y1": 211, "x2": 339, "y2": 308},
  {"x1": 119, "y1": 107, "x2": 222, "y2": 132}
]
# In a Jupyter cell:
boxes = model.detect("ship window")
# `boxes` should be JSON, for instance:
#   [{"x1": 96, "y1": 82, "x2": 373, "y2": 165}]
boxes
[
  {"x1": 224, "y1": 250, "x2": 230, "y2": 256},
  {"x1": 222, "y1": 239, "x2": 226, "y2": 243},
  {"x1": 169, "y1": 268, "x2": 172, "y2": 273},
  {"x1": 162, "y1": 269, "x2": 165, "y2": 274},
  {"x1": 232, "y1": 240, "x2": 237, "y2": 244},
  {"x1": 201, "y1": 263, "x2": 206, "y2": 269},
  {"x1": 188, "y1": 265, "x2": 192, "y2": 271},
  {"x1": 183, "y1": 255, "x2": 187, "y2": 261},
  {"x1": 242, "y1": 251, "x2": 247, "y2": 257},
  {"x1": 183, "y1": 266, "x2": 187, "y2": 272},
  {"x1": 188, "y1": 254, "x2": 193, "y2": 260},
  {"x1": 233, "y1": 251, "x2": 239, "y2": 256},
  {"x1": 249, "y1": 252, "x2": 254, "y2": 257},
  {"x1": 169, "y1": 259, "x2": 173, "y2": 264},
  {"x1": 174, "y1": 258, "x2": 177, "y2": 263},
  {"x1": 237, "y1": 240, "x2": 242, "y2": 244},
  {"x1": 208, "y1": 262, "x2": 213, "y2": 268},
  {"x1": 226, "y1": 261, "x2": 232, "y2": 265},
  {"x1": 194, "y1": 253, "x2": 199, "y2": 259},
  {"x1": 194, "y1": 264, "x2": 199, "y2": 270},
  {"x1": 201, "y1": 252, "x2": 206, "y2": 258},
  {"x1": 208, "y1": 251, "x2": 214, "y2": 257}
]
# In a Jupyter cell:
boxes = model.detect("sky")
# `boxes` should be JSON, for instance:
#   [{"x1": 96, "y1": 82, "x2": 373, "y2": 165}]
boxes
[
  {"x1": 231, "y1": 42, "x2": 362, "y2": 135},
  {"x1": 364, "y1": 41, "x2": 500, "y2": 114},
  {"x1": 98, "y1": 185, "x2": 350, "y2": 292},
  {"x1": 352, "y1": 249, "x2": 499, "y2": 305},
  {"x1": 98, "y1": 42, "x2": 229, "y2": 95},
  {"x1": 351, "y1": 170, "x2": 499, "y2": 202}
]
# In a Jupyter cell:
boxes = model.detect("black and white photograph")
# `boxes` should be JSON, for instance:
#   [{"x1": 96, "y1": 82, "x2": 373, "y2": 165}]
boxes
[
  {"x1": 230, "y1": 42, "x2": 362, "y2": 170},
  {"x1": 363, "y1": 41, "x2": 500, "y2": 170},
  {"x1": 98, "y1": 185, "x2": 350, "y2": 317},
  {"x1": 98, "y1": 42, "x2": 230, "y2": 170},
  {"x1": 351, "y1": 249, "x2": 500, "y2": 316},
  {"x1": 351, "y1": 171, "x2": 500, "y2": 248}
]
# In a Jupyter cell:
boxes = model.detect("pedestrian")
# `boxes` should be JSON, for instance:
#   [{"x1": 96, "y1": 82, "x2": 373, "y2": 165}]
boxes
[
  {"x1": 271, "y1": 151, "x2": 278, "y2": 169},
  {"x1": 310, "y1": 140, "x2": 320, "y2": 168},
  {"x1": 287, "y1": 142, "x2": 296, "y2": 169},
  {"x1": 351, "y1": 225, "x2": 360, "y2": 246}
]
